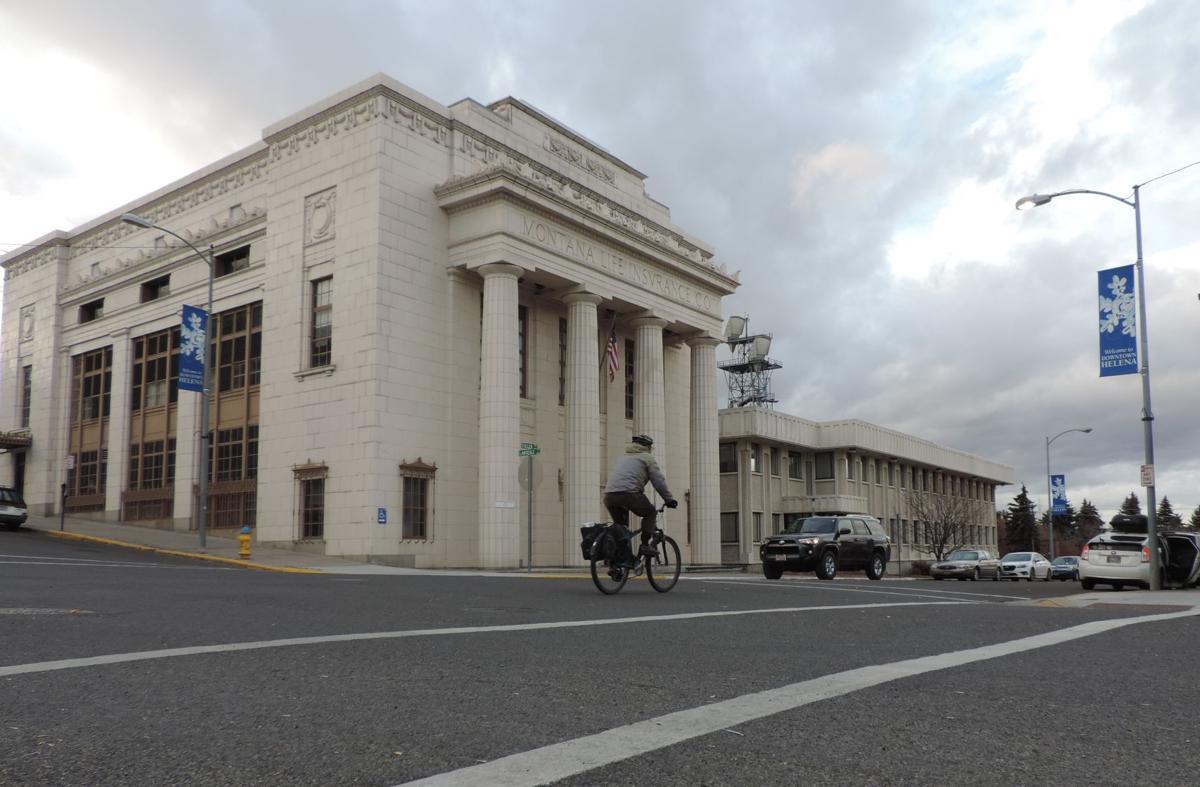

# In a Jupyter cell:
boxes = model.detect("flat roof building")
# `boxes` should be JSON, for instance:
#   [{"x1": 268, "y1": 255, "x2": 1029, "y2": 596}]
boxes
[
  {"x1": 1, "y1": 74, "x2": 739, "y2": 568},
  {"x1": 718, "y1": 408, "x2": 1015, "y2": 571}
]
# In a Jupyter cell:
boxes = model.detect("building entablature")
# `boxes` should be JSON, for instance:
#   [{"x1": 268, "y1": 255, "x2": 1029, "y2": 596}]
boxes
[{"x1": 719, "y1": 407, "x2": 1014, "y2": 485}]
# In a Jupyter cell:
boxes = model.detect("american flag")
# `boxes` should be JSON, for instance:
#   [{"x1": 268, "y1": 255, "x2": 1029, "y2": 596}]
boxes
[{"x1": 605, "y1": 332, "x2": 620, "y2": 382}]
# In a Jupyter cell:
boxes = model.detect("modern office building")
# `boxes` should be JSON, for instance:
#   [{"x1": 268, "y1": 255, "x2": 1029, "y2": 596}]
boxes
[
  {"x1": 718, "y1": 407, "x2": 1014, "y2": 571},
  {"x1": 1, "y1": 74, "x2": 740, "y2": 568}
]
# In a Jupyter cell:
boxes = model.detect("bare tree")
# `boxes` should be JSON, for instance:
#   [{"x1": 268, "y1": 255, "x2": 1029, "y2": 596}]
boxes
[{"x1": 905, "y1": 488, "x2": 979, "y2": 561}]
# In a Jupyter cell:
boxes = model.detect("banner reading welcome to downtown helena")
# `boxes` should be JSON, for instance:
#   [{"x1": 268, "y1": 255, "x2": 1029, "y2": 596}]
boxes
[
  {"x1": 1097, "y1": 264, "x2": 1137, "y2": 378},
  {"x1": 178, "y1": 305, "x2": 207, "y2": 393}
]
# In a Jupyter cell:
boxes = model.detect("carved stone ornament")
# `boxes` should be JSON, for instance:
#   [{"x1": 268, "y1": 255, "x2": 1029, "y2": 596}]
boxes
[
  {"x1": 305, "y1": 188, "x2": 337, "y2": 246},
  {"x1": 19, "y1": 305, "x2": 35, "y2": 342}
]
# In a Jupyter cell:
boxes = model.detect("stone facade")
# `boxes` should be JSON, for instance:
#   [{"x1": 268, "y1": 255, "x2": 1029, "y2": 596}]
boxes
[
  {"x1": 0, "y1": 74, "x2": 738, "y2": 568},
  {"x1": 718, "y1": 408, "x2": 1015, "y2": 571}
]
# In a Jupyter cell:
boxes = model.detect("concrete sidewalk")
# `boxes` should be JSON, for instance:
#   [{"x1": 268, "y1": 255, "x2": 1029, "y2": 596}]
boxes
[{"x1": 19, "y1": 513, "x2": 363, "y2": 574}]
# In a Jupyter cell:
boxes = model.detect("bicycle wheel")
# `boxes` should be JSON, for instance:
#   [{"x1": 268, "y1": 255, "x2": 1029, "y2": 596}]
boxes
[
  {"x1": 590, "y1": 532, "x2": 630, "y2": 595},
  {"x1": 646, "y1": 534, "x2": 681, "y2": 593}
]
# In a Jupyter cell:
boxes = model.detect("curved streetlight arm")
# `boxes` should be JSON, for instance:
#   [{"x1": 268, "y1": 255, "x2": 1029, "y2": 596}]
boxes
[
  {"x1": 1048, "y1": 427, "x2": 1093, "y2": 446},
  {"x1": 120, "y1": 214, "x2": 212, "y2": 265},
  {"x1": 1025, "y1": 189, "x2": 1135, "y2": 210},
  {"x1": 1045, "y1": 427, "x2": 1092, "y2": 560}
]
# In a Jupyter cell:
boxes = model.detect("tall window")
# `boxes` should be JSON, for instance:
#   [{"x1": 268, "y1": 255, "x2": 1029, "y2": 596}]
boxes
[
  {"x1": 19, "y1": 365, "x2": 31, "y2": 428},
  {"x1": 557, "y1": 317, "x2": 567, "y2": 407},
  {"x1": 815, "y1": 451, "x2": 834, "y2": 480},
  {"x1": 518, "y1": 305, "x2": 529, "y2": 398},
  {"x1": 400, "y1": 460, "x2": 436, "y2": 540},
  {"x1": 131, "y1": 328, "x2": 179, "y2": 411},
  {"x1": 301, "y1": 478, "x2": 325, "y2": 539},
  {"x1": 788, "y1": 451, "x2": 802, "y2": 480},
  {"x1": 210, "y1": 302, "x2": 263, "y2": 393},
  {"x1": 624, "y1": 339, "x2": 635, "y2": 420},
  {"x1": 311, "y1": 277, "x2": 332, "y2": 367},
  {"x1": 753, "y1": 512, "x2": 763, "y2": 543},
  {"x1": 128, "y1": 440, "x2": 174, "y2": 490},
  {"x1": 719, "y1": 443, "x2": 737, "y2": 473},
  {"x1": 216, "y1": 428, "x2": 244, "y2": 482},
  {"x1": 720, "y1": 512, "x2": 739, "y2": 543},
  {"x1": 770, "y1": 448, "x2": 781, "y2": 476},
  {"x1": 749, "y1": 444, "x2": 760, "y2": 474},
  {"x1": 73, "y1": 347, "x2": 112, "y2": 423}
]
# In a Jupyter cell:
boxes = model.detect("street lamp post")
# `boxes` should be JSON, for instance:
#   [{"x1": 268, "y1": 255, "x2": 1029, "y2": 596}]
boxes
[
  {"x1": 1016, "y1": 185, "x2": 1160, "y2": 589},
  {"x1": 1045, "y1": 427, "x2": 1092, "y2": 560},
  {"x1": 120, "y1": 213, "x2": 215, "y2": 549}
]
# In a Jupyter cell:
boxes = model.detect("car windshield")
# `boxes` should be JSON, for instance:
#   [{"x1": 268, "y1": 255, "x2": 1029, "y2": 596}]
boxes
[
  {"x1": 1053, "y1": 557, "x2": 1077, "y2": 565},
  {"x1": 947, "y1": 551, "x2": 979, "y2": 561},
  {"x1": 1002, "y1": 553, "x2": 1032, "y2": 562},
  {"x1": 785, "y1": 517, "x2": 836, "y2": 535},
  {"x1": 0, "y1": 488, "x2": 20, "y2": 504}
]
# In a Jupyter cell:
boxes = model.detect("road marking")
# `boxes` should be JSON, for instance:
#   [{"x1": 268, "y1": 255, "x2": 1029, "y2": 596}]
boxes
[
  {"x1": 0, "y1": 601, "x2": 965, "y2": 677},
  {"x1": 0, "y1": 559, "x2": 232, "y2": 570},
  {"x1": 701, "y1": 578, "x2": 1023, "y2": 603},
  {"x1": 401, "y1": 606, "x2": 1200, "y2": 786}
]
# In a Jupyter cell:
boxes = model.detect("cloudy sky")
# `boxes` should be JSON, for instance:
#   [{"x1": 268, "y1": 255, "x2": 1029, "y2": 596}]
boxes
[{"x1": 2, "y1": 0, "x2": 1198, "y2": 522}]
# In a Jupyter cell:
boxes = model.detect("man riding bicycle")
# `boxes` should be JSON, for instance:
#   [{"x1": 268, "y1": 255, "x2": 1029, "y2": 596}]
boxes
[{"x1": 603, "y1": 434, "x2": 678, "y2": 565}]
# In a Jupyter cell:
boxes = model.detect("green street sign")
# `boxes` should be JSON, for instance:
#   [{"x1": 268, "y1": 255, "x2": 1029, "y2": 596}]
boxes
[
  {"x1": 518, "y1": 447, "x2": 540, "y2": 457},
  {"x1": 520, "y1": 442, "x2": 537, "y2": 450}
]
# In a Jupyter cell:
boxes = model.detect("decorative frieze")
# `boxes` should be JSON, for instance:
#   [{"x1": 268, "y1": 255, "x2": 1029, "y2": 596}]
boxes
[
  {"x1": 543, "y1": 133, "x2": 615, "y2": 184},
  {"x1": 304, "y1": 188, "x2": 337, "y2": 246},
  {"x1": 270, "y1": 93, "x2": 450, "y2": 162},
  {"x1": 3, "y1": 246, "x2": 59, "y2": 281}
]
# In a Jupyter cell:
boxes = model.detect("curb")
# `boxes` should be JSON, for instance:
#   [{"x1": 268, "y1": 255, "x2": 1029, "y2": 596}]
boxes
[{"x1": 46, "y1": 530, "x2": 323, "y2": 574}]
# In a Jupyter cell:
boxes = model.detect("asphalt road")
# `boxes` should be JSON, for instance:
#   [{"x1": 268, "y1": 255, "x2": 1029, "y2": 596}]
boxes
[{"x1": 3, "y1": 529, "x2": 1199, "y2": 786}]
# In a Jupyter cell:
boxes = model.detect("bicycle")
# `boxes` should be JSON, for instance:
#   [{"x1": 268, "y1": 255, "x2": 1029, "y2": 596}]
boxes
[{"x1": 579, "y1": 505, "x2": 682, "y2": 594}]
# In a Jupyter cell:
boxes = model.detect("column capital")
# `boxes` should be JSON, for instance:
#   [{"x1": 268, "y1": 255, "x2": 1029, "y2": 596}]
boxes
[
  {"x1": 478, "y1": 262, "x2": 524, "y2": 279},
  {"x1": 685, "y1": 333, "x2": 722, "y2": 349},
  {"x1": 562, "y1": 290, "x2": 603, "y2": 307},
  {"x1": 630, "y1": 312, "x2": 667, "y2": 329}
]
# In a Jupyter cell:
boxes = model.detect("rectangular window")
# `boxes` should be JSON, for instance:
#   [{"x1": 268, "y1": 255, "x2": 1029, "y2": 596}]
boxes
[
  {"x1": 788, "y1": 451, "x2": 802, "y2": 480},
  {"x1": 140, "y1": 275, "x2": 170, "y2": 303},
  {"x1": 558, "y1": 317, "x2": 567, "y2": 407},
  {"x1": 847, "y1": 457, "x2": 856, "y2": 481},
  {"x1": 887, "y1": 463, "x2": 894, "y2": 486},
  {"x1": 78, "y1": 450, "x2": 101, "y2": 495},
  {"x1": 770, "y1": 448, "x2": 781, "y2": 476},
  {"x1": 216, "y1": 428, "x2": 244, "y2": 482},
  {"x1": 215, "y1": 246, "x2": 250, "y2": 277},
  {"x1": 518, "y1": 305, "x2": 528, "y2": 398},
  {"x1": 624, "y1": 339, "x2": 635, "y2": 420},
  {"x1": 132, "y1": 328, "x2": 179, "y2": 411},
  {"x1": 753, "y1": 512, "x2": 763, "y2": 543},
  {"x1": 720, "y1": 512, "x2": 739, "y2": 543},
  {"x1": 20, "y1": 365, "x2": 31, "y2": 428},
  {"x1": 772, "y1": 513, "x2": 782, "y2": 535},
  {"x1": 815, "y1": 452, "x2": 834, "y2": 480},
  {"x1": 874, "y1": 459, "x2": 882, "y2": 485},
  {"x1": 79, "y1": 299, "x2": 104, "y2": 323},
  {"x1": 749, "y1": 444, "x2": 760, "y2": 474},
  {"x1": 310, "y1": 277, "x2": 332, "y2": 367},
  {"x1": 899, "y1": 464, "x2": 907, "y2": 489},
  {"x1": 300, "y1": 478, "x2": 325, "y2": 539},
  {"x1": 211, "y1": 303, "x2": 262, "y2": 393},
  {"x1": 719, "y1": 443, "x2": 737, "y2": 474},
  {"x1": 402, "y1": 476, "x2": 429, "y2": 539},
  {"x1": 73, "y1": 347, "x2": 113, "y2": 422}
]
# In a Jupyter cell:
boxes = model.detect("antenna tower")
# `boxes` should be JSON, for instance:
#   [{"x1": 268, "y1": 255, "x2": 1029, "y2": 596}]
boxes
[{"x1": 717, "y1": 315, "x2": 782, "y2": 408}]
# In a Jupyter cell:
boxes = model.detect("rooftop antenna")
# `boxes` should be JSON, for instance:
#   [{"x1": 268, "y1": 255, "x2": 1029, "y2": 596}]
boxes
[{"x1": 718, "y1": 314, "x2": 781, "y2": 408}]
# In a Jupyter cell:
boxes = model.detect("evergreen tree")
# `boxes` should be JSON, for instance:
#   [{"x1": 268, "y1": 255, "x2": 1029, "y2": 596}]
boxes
[
  {"x1": 1120, "y1": 492, "x2": 1142, "y2": 515},
  {"x1": 1005, "y1": 485, "x2": 1039, "y2": 554},
  {"x1": 1190, "y1": 505, "x2": 1200, "y2": 531},
  {"x1": 1157, "y1": 497, "x2": 1183, "y2": 529},
  {"x1": 1076, "y1": 499, "x2": 1104, "y2": 545}
]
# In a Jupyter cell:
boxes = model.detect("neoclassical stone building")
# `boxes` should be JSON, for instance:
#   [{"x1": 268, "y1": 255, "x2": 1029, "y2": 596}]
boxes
[
  {"x1": 1, "y1": 74, "x2": 738, "y2": 568},
  {"x1": 718, "y1": 408, "x2": 1014, "y2": 571}
]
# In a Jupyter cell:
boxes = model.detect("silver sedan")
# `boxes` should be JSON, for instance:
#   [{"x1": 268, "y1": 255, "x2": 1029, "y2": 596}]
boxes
[{"x1": 930, "y1": 549, "x2": 1001, "y2": 581}]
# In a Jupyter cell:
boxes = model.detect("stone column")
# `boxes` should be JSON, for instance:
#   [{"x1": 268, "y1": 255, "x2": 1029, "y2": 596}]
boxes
[
  {"x1": 172, "y1": 378, "x2": 198, "y2": 532},
  {"x1": 687, "y1": 336, "x2": 721, "y2": 564},
  {"x1": 104, "y1": 329, "x2": 131, "y2": 519},
  {"x1": 563, "y1": 291, "x2": 602, "y2": 565},
  {"x1": 477, "y1": 262, "x2": 523, "y2": 568},
  {"x1": 631, "y1": 314, "x2": 667, "y2": 470}
]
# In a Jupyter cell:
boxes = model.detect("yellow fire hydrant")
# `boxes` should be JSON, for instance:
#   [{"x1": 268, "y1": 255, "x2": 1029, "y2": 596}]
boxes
[{"x1": 238, "y1": 525, "x2": 252, "y2": 560}]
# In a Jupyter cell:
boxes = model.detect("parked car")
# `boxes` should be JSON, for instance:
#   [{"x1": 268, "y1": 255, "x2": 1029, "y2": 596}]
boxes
[
  {"x1": 1079, "y1": 514, "x2": 1200, "y2": 591},
  {"x1": 760, "y1": 515, "x2": 891, "y2": 581},
  {"x1": 929, "y1": 549, "x2": 1000, "y2": 581},
  {"x1": 1049, "y1": 556, "x2": 1081, "y2": 581},
  {"x1": 0, "y1": 487, "x2": 27, "y2": 531},
  {"x1": 997, "y1": 552, "x2": 1052, "y2": 581}
]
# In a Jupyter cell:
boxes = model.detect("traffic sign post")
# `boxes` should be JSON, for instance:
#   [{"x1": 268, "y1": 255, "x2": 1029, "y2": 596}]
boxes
[{"x1": 519, "y1": 444, "x2": 539, "y2": 570}]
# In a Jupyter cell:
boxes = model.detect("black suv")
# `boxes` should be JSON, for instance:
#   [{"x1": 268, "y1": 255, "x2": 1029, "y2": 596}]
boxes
[{"x1": 759, "y1": 515, "x2": 891, "y2": 581}]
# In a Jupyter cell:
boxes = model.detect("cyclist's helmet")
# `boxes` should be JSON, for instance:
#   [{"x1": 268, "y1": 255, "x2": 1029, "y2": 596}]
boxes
[{"x1": 631, "y1": 434, "x2": 654, "y2": 447}]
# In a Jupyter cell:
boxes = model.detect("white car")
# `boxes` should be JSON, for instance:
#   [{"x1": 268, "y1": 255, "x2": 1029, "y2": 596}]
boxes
[
  {"x1": 997, "y1": 552, "x2": 1052, "y2": 581},
  {"x1": 1079, "y1": 533, "x2": 1155, "y2": 590}
]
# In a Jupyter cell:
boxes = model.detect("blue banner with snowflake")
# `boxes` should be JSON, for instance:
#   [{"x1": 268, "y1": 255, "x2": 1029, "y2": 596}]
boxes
[
  {"x1": 1051, "y1": 474, "x2": 1068, "y2": 515},
  {"x1": 178, "y1": 305, "x2": 207, "y2": 392},
  {"x1": 1098, "y1": 265, "x2": 1138, "y2": 377}
]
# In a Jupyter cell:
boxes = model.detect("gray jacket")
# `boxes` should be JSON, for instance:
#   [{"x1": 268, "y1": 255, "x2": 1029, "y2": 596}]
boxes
[{"x1": 604, "y1": 443, "x2": 674, "y2": 501}]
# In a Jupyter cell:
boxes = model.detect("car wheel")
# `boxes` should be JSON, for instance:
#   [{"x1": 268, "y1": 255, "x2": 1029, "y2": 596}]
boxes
[
  {"x1": 865, "y1": 552, "x2": 885, "y2": 581},
  {"x1": 762, "y1": 564, "x2": 783, "y2": 581},
  {"x1": 991, "y1": 572, "x2": 998, "y2": 582},
  {"x1": 972, "y1": 568, "x2": 980, "y2": 581},
  {"x1": 1043, "y1": 569, "x2": 1051, "y2": 582},
  {"x1": 815, "y1": 550, "x2": 838, "y2": 581},
  {"x1": 932, "y1": 575, "x2": 943, "y2": 581},
  {"x1": 1080, "y1": 578, "x2": 1096, "y2": 590},
  {"x1": 1026, "y1": 573, "x2": 1034, "y2": 582}
]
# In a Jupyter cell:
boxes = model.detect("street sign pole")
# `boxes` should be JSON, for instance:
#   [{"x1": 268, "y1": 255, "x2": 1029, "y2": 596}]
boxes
[{"x1": 527, "y1": 453, "x2": 533, "y2": 572}]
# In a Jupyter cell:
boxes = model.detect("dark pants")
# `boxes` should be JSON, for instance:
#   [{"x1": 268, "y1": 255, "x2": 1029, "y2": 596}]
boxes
[{"x1": 604, "y1": 491, "x2": 657, "y2": 545}]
